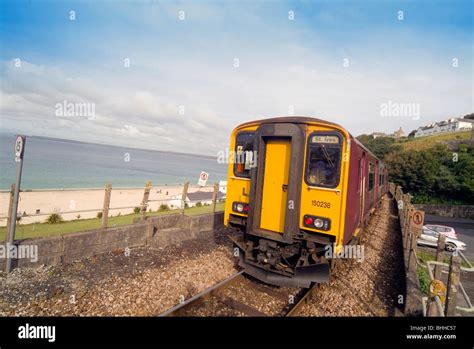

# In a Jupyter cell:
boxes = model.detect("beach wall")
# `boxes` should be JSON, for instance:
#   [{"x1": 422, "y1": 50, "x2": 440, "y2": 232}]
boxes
[
  {"x1": 1, "y1": 212, "x2": 224, "y2": 270},
  {"x1": 0, "y1": 185, "x2": 216, "y2": 226}
]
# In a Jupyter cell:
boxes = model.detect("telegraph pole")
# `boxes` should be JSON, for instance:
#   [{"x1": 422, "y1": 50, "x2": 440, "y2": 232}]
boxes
[{"x1": 5, "y1": 135, "x2": 26, "y2": 273}]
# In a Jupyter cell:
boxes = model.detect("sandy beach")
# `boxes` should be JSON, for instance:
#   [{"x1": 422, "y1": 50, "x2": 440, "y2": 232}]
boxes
[{"x1": 0, "y1": 185, "x2": 216, "y2": 226}]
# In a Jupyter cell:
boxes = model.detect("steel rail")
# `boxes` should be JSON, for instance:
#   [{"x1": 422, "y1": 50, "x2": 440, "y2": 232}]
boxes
[
  {"x1": 159, "y1": 270, "x2": 320, "y2": 317},
  {"x1": 159, "y1": 271, "x2": 245, "y2": 317}
]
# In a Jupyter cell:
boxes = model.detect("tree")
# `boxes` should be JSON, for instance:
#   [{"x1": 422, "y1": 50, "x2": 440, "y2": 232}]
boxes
[
  {"x1": 385, "y1": 144, "x2": 474, "y2": 204},
  {"x1": 356, "y1": 135, "x2": 402, "y2": 160}
]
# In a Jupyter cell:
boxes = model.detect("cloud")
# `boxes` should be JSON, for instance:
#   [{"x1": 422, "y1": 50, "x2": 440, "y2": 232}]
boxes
[{"x1": 0, "y1": 2, "x2": 472, "y2": 155}]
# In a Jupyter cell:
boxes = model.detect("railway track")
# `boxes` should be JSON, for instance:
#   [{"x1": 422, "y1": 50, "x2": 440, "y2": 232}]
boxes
[{"x1": 159, "y1": 270, "x2": 319, "y2": 317}]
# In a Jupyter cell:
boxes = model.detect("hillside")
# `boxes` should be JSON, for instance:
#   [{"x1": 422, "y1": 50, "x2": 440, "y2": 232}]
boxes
[
  {"x1": 357, "y1": 131, "x2": 474, "y2": 204},
  {"x1": 397, "y1": 131, "x2": 471, "y2": 151}
]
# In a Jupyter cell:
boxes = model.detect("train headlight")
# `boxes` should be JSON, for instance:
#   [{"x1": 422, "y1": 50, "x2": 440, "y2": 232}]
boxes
[
  {"x1": 233, "y1": 202, "x2": 249, "y2": 214},
  {"x1": 303, "y1": 215, "x2": 331, "y2": 231},
  {"x1": 314, "y1": 218, "x2": 324, "y2": 228}
]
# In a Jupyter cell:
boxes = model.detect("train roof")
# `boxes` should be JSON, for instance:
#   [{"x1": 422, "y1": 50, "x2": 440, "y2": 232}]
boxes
[{"x1": 234, "y1": 116, "x2": 383, "y2": 164}]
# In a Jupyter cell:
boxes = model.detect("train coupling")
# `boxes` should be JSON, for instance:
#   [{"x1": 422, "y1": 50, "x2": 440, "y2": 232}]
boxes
[{"x1": 230, "y1": 235, "x2": 330, "y2": 288}]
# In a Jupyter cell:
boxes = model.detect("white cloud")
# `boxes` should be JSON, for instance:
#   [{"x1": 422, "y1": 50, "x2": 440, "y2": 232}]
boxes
[{"x1": 1, "y1": 43, "x2": 471, "y2": 156}]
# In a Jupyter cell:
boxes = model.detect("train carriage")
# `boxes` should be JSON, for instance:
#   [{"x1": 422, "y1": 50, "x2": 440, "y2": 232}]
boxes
[{"x1": 224, "y1": 117, "x2": 387, "y2": 288}]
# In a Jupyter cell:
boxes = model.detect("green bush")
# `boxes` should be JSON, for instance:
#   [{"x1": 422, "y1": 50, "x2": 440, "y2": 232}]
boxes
[
  {"x1": 133, "y1": 207, "x2": 141, "y2": 214},
  {"x1": 46, "y1": 213, "x2": 63, "y2": 224},
  {"x1": 159, "y1": 204, "x2": 170, "y2": 211},
  {"x1": 96, "y1": 211, "x2": 103, "y2": 219},
  {"x1": 195, "y1": 202, "x2": 202, "y2": 207},
  {"x1": 385, "y1": 144, "x2": 474, "y2": 204}
]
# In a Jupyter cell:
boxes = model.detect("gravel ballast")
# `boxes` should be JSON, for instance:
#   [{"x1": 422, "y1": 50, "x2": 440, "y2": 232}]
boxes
[
  {"x1": 299, "y1": 195, "x2": 405, "y2": 316},
  {"x1": 1, "y1": 196, "x2": 405, "y2": 317},
  {"x1": 0, "y1": 232, "x2": 237, "y2": 316}
]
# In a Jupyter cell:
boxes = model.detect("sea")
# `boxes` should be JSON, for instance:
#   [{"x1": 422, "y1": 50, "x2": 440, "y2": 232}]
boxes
[{"x1": 0, "y1": 134, "x2": 228, "y2": 190}]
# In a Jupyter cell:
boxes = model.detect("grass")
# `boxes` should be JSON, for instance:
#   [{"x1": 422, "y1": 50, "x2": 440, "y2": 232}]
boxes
[
  {"x1": 416, "y1": 250, "x2": 473, "y2": 295},
  {"x1": 184, "y1": 202, "x2": 225, "y2": 216},
  {"x1": 399, "y1": 131, "x2": 471, "y2": 151},
  {"x1": 417, "y1": 251, "x2": 444, "y2": 295},
  {"x1": 0, "y1": 202, "x2": 225, "y2": 242}
]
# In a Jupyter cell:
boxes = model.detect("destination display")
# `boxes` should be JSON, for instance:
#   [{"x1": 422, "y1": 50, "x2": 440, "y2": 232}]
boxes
[{"x1": 311, "y1": 135, "x2": 340, "y2": 144}]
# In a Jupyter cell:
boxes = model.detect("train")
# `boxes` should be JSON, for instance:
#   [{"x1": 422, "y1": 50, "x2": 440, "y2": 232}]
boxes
[{"x1": 224, "y1": 117, "x2": 388, "y2": 287}]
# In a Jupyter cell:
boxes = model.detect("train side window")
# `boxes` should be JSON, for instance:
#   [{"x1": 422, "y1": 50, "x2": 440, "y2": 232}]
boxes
[
  {"x1": 305, "y1": 132, "x2": 343, "y2": 188},
  {"x1": 368, "y1": 162, "x2": 375, "y2": 191},
  {"x1": 234, "y1": 132, "x2": 255, "y2": 178}
]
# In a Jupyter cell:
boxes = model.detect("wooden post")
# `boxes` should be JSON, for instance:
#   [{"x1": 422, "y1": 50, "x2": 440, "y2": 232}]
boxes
[
  {"x1": 211, "y1": 182, "x2": 219, "y2": 213},
  {"x1": 402, "y1": 195, "x2": 408, "y2": 227},
  {"x1": 101, "y1": 183, "x2": 112, "y2": 229},
  {"x1": 404, "y1": 207, "x2": 413, "y2": 238},
  {"x1": 445, "y1": 254, "x2": 461, "y2": 316},
  {"x1": 401, "y1": 200, "x2": 407, "y2": 234},
  {"x1": 407, "y1": 230, "x2": 418, "y2": 272},
  {"x1": 396, "y1": 186, "x2": 402, "y2": 202},
  {"x1": 434, "y1": 234, "x2": 446, "y2": 280},
  {"x1": 4, "y1": 184, "x2": 15, "y2": 273},
  {"x1": 140, "y1": 181, "x2": 151, "y2": 220},
  {"x1": 5, "y1": 184, "x2": 15, "y2": 242},
  {"x1": 404, "y1": 213, "x2": 412, "y2": 253},
  {"x1": 181, "y1": 181, "x2": 189, "y2": 215}
]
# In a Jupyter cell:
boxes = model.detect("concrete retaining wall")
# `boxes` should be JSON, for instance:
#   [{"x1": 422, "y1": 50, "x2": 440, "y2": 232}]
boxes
[
  {"x1": 414, "y1": 204, "x2": 474, "y2": 219},
  {"x1": 1, "y1": 212, "x2": 224, "y2": 270}
]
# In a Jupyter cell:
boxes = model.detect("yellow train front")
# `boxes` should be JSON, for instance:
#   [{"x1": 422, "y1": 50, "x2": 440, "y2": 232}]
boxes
[{"x1": 224, "y1": 117, "x2": 387, "y2": 288}]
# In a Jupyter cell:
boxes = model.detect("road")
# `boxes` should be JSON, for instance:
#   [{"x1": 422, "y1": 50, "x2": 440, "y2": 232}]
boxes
[
  {"x1": 423, "y1": 214, "x2": 474, "y2": 316},
  {"x1": 424, "y1": 214, "x2": 474, "y2": 260}
]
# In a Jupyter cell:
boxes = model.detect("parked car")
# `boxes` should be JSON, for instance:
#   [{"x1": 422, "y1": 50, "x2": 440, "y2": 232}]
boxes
[
  {"x1": 424, "y1": 224, "x2": 458, "y2": 239},
  {"x1": 418, "y1": 228, "x2": 466, "y2": 252}
]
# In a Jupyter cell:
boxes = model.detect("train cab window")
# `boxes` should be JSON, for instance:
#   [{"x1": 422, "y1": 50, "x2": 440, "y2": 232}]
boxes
[
  {"x1": 234, "y1": 132, "x2": 255, "y2": 178},
  {"x1": 305, "y1": 132, "x2": 342, "y2": 188},
  {"x1": 368, "y1": 162, "x2": 375, "y2": 191}
]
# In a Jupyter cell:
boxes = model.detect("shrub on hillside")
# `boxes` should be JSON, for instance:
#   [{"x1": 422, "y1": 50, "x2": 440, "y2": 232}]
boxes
[
  {"x1": 159, "y1": 204, "x2": 170, "y2": 211},
  {"x1": 46, "y1": 213, "x2": 63, "y2": 224}
]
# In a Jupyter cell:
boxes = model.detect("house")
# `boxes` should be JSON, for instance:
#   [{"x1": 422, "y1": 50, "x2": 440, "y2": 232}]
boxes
[
  {"x1": 170, "y1": 190, "x2": 226, "y2": 208},
  {"x1": 368, "y1": 127, "x2": 405, "y2": 139},
  {"x1": 369, "y1": 132, "x2": 388, "y2": 139},
  {"x1": 392, "y1": 127, "x2": 405, "y2": 139},
  {"x1": 219, "y1": 180, "x2": 227, "y2": 194},
  {"x1": 414, "y1": 118, "x2": 473, "y2": 138}
]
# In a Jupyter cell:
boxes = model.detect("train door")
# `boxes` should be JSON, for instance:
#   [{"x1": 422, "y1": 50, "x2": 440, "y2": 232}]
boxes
[
  {"x1": 247, "y1": 123, "x2": 305, "y2": 243},
  {"x1": 260, "y1": 139, "x2": 291, "y2": 233},
  {"x1": 359, "y1": 153, "x2": 366, "y2": 226}
]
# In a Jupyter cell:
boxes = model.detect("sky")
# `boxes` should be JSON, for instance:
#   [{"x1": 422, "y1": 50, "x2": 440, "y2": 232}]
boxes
[{"x1": 0, "y1": 0, "x2": 472, "y2": 156}]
